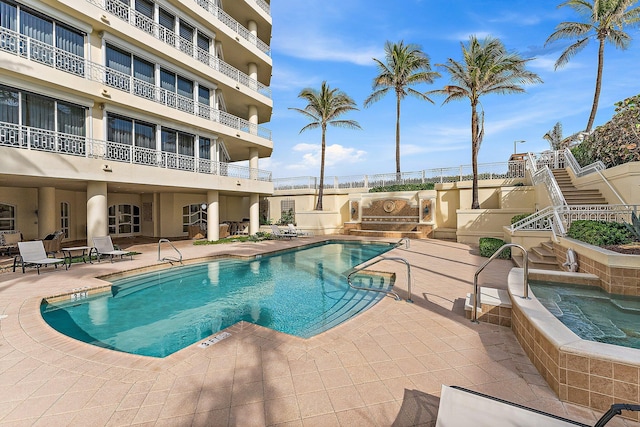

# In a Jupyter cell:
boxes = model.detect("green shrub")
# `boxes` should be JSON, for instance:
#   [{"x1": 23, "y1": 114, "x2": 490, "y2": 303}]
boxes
[
  {"x1": 369, "y1": 183, "x2": 435, "y2": 193},
  {"x1": 277, "y1": 209, "x2": 295, "y2": 226},
  {"x1": 511, "y1": 213, "x2": 533, "y2": 224},
  {"x1": 567, "y1": 220, "x2": 634, "y2": 246},
  {"x1": 479, "y1": 237, "x2": 511, "y2": 259},
  {"x1": 623, "y1": 212, "x2": 640, "y2": 242}
]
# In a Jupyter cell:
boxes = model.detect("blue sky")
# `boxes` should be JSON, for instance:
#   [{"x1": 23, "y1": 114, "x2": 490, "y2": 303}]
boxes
[{"x1": 261, "y1": 0, "x2": 640, "y2": 179}]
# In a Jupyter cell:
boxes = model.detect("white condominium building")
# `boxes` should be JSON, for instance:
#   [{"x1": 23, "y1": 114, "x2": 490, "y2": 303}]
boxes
[{"x1": 0, "y1": 0, "x2": 273, "y2": 243}]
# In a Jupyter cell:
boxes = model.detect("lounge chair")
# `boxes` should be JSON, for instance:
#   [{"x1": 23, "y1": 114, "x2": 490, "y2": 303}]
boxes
[
  {"x1": 92, "y1": 236, "x2": 133, "y2": 262},
  {"x1": 435, "y1": 385, "x2": 639, "y2": 427},
  {"x1": 287, "y1": 224, "x2": 313, "y2": 237},
  {"x1": 270, "y1": 225, "x2": 295, "y2": 239},
  {"x1": 13, "y1": 241, "x2": 66, "y2": 274}
]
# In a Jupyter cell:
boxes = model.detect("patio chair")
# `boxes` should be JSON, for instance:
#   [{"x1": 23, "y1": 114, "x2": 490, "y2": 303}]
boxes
[
  {"x1": 435, "y1": 385, "x2": 639, "y2": 427},
  {"x1": 42, "y1": 230, "x2": 64, "y2": 255},
  {"x1": 1, "y1": 231, "x2": 22, "y2": 256},
  {"x1": 13, "y1": 241, "x2": 66, "y2": 274},
  {"x1": 270, "y1": 225, "x2": 295, "y2": 239},
  {"x1": 91, "y1": 236, "x2": 133, "y2": 262},
  {"x1": 287, "y1": 224, "x2": 313, "y2": 237}
]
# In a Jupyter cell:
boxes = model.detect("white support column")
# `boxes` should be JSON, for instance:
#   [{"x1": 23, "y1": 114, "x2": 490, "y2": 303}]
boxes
[
  {"x1": 37, "y1": 187, "x2": 56, "y2": 238},
  {"x1": 249, "y1": 147, "x2": 258, "y2": 180},
  {"x1": 249, "y1": 193, "x2": 259, "y2": 235},
  {"x1": 248, "y1": 105, "x2": 258, "y2": 135},
  {"x1": 87, "y1": 181, "x2": 108, "y2": 245},
  {"x1": 247, "y1": 20, "x2": 257, "y2": 39},
  {"x1": 248, "y1": 62, "x2": 258, "y2": 91},
  {"x1": 207, "y1": 190, "x2": 219, "y2": 241}
]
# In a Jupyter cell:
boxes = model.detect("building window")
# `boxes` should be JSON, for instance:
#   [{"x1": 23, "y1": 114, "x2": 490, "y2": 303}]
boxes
[
  {"x1": 160, "y1": 68, "x2": 193, "y2": 112},
  {"x1": 0, "y1": 85, "x2": 86, "y2": 151},
  {"x1": 158, "y1": 8, "x2": 175, "y2": 45},
  {"x1": 60, "y1": 202, "x2": 69, "y2": 238},
  {"x1": 197, "y1": 85, "x2": 211, "y2": 119},
  {"x1": 0, "y1": 203, "x2": 16, "y2": 231},
  {"x1": 107, "y1": 113, "x2": 157, "y2": 164},
  {"x1": 108, "y1": 204, "x2": 140, "y2": 235},
  {"x1": 196, "y1": 32, "x2": 210, "y2": 63},
  {"x1": 178, "y1": 19, "x2": 193, "y2": 55},
  {"x1": 182, "y1": 204, "x2": 206, "y2": 232},
  {"x1": 105, "y1": 44, "x2": 155, "y2": 99},
  {"x1": 0, "y1": 1, "x2": 85, "y2": 74}
]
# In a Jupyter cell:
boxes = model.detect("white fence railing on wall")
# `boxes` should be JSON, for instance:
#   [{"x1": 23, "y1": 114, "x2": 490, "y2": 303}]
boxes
[{"x1": 273, "y1": 160, "x2": 527, "y2": 191}]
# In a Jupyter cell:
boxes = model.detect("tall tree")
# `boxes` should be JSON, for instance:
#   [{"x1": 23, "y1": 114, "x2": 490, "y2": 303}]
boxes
[
  {"x1": 431, "y1": 36, "x2": 542, "y2": 209},
  {"x1": 364, "y1": 41, "x2": 440, "y2": 176},
  {"x1": 289, "y1": 81, "x2": 361, "y2": 211},
  {"x1": 543, "y1": 121, "x2": 581, "y2": 150},
  {"x1": 546, "y1": 0, "x2": 640, "y2": 132}
]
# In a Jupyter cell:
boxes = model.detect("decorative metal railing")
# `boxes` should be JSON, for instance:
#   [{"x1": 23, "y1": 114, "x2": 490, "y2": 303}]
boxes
[
  {"x1": 511, "y1": 149, "x2": 634, "y2": 238},
  {"x1": 563, "y1": 148, "x2": 605, "y2": 177},
  {"x1": 1, "y1": 27, "x2": 271, "y2": 140},
  {"x1": 253, "y1": 0, "x2": 271, "y2": 15},
  {"x1": 272, "y1": 160, "x2": 527, "y2": 191},
  {"x1": 86, "y1": 0, "x2": 271, "y2": 98},
  {"x1": 0, "y1": 122, "x2": 272, "y2": 181},
  {"x1": 190, "y1": 0, "x2": 271, "y2": 55}
]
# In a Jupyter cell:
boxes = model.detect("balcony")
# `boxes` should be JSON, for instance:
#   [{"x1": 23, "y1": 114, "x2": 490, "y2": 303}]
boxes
[
  {"x1": 86, "y1": 0, "x2": 271, "y2": 56},
  {"x1": 0, "y1": 27, "x2": 272, "y2": 141},
  {"x1": 0, "y1": 122, "x2": 272, "y2": 182},
  {"x1": 253, "y1": 0, "x2": 270, "y2": 15},
  {"x1": 86, "y1": 0, "x2": 271, "y2": 98}
]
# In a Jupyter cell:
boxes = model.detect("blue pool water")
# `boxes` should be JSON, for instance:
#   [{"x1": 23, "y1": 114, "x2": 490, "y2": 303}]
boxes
[
  {"x1": 530, "y1": 280, "x2": 640, "y2": 349},
  {"x1": 41, "y1": 241, "x2": 394, "y2": 357}
]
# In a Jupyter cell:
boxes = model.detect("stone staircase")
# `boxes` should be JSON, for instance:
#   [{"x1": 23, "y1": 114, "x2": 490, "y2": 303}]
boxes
[
  {"x1": 513, "y1": 169, "x2": 608, "y2": 271},
  {"x1": 552, "y1": 169, "x2": 607, "y2": 205},
  {"x1": 513, "y1": 241, "x2": 560, "y2": 271}
]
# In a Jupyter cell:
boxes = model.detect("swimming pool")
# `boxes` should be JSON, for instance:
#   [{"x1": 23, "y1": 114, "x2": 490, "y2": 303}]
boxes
[
  {"x1": 529, "y1": 280, "x2": 640, "y2": 349},
  {"x1": 41, "y1": 241, "x2": 395, "y2": 357}
]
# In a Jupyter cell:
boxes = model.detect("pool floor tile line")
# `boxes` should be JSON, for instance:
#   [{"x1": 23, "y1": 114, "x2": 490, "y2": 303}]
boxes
[{"x1": 1, "y1": 237, "x2": 640, "y2": 426}]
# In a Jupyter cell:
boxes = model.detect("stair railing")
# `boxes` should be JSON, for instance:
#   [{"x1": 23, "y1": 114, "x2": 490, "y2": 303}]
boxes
[
  {"x1": 563, "y1": 148, "x2": 627, "y2": 205},
  {"x1": 471, "y1": 243, "x2": 528, "y2": 323},
  {"x1": 158, "y1": 239, "x2": 183, "y2": 264}
]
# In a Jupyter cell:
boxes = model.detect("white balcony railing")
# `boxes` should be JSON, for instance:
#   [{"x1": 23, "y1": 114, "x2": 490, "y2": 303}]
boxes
[
  {"x1": 273, "y1": 160, "x2": 527, "y2": 191},
  {"x1": 0, "y1": 122, "x2": 272, "y2": 182},
  {"x1": 91, "y1": 0, "x2": 271, "y2": 56},
  {"x1": 85, "y1": 0, "x2": 271, "y2": 98},
  {"x1": 0, "y1": 27, "x2": 272, "y2": 141}
]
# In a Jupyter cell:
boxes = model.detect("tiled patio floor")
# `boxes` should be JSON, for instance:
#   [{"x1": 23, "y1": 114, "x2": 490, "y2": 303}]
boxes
[{"x1": 0, "y1": 237, "x2": 637, "y2": 426}]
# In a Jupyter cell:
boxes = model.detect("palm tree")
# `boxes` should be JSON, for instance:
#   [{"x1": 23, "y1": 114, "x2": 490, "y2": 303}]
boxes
[
  {"x1": 543, "y1": 122, "x2": 581, "y2": 150},
  {"x1": 364, "y1": 41, "x2": 440, "y2": 176},
  {"x1": 546, "y1": 0, "x2": 640, "y2": 132},
  {"x1": 431, "y1": 36, "x2": 542, "y2": 209},
  {"x1": 289, "y1": 81, "x2": 361, "y2": 211}
]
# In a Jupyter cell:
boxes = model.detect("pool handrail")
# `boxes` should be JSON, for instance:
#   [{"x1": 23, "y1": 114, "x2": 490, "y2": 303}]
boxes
[
  {"x1": 347, "y1": 256, "x2": 413, "y2": 303},
  {"x1": 158, "y1": 238, "x2": 183, "y2": 265},
  {"x1": 471, "y1": 243, "x2": 528, "y2": 323}
]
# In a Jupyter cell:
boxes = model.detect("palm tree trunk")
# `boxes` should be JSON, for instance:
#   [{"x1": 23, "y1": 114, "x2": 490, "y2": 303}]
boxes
[
  {"x1": 315, "y1": 127, "x2": 326, "y2": 211},
  {"x1": 586, "y1": 38, "x2": 605, "y2": 132},
  {"x1": 395, "y1": 94, "x2": 401, "y2": 178},
  {"x1": 471, "y1": 102, "x2": 480, "y2": 209}
]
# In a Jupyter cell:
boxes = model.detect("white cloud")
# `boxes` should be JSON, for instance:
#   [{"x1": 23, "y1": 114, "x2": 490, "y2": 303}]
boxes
[
  {"x1": 285, "y1": 143, "x2": 367, "y2": 170},
  {"x1": 275, "y1": 34, "x2": 382, "y2": 66},
  {"x1": 446, "y1": 31, "x2": 498, "y2": 42}
]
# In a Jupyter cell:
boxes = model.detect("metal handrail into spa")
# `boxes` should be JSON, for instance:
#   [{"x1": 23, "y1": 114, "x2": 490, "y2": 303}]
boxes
[
  {"x1": 395, "y1": 237, "x2": 410, "y2": 250},
  {"x1": 347, "y1": 257, "x2": 413, "y2": 303},
  {"x1": 471, "y1": 243, "x2": 528, "y2": 323},
  {"x1": 158, "y1": 239, "x2": 183, "y2": 265}
]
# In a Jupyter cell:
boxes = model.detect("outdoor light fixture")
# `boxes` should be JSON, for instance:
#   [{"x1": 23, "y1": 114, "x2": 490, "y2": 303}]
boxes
[
  {"x1": 201, "y1": 203, "x2": 207, "y2": 210},
  {"x1": 513, "y1": 140, "x2": 525, "y2": 154}
]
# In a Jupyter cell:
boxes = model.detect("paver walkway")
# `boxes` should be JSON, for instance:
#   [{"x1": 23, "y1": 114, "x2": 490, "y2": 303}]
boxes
[{"x1": 0, "y1": 237, "x2": 637, "y2": 426}]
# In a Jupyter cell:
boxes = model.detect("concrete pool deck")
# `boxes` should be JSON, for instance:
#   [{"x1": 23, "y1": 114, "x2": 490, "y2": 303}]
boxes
[{"x1": 0, "y1": 237, "x2": 637, "y2": 426}]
